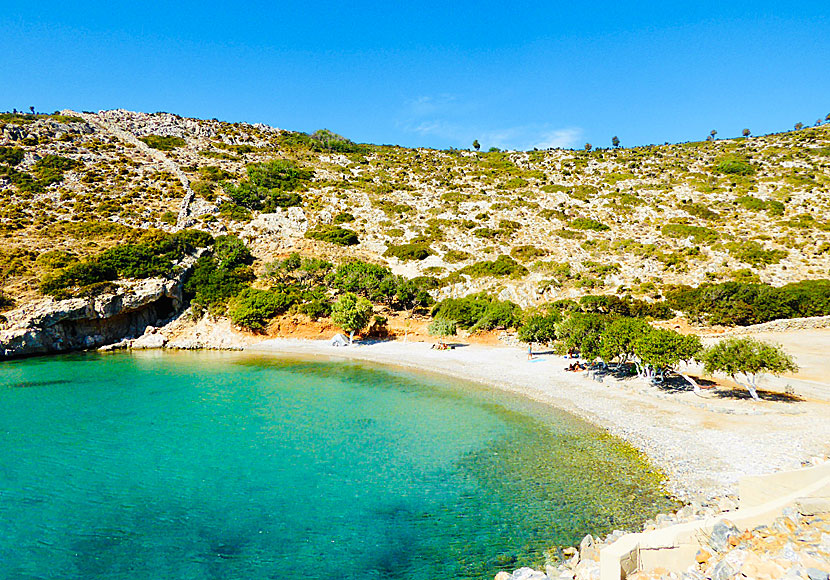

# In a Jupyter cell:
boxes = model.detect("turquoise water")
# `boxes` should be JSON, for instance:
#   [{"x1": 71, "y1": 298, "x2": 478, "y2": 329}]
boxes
[{"x1": 0, "y1": 352, "x2": 676, "y2": 579}]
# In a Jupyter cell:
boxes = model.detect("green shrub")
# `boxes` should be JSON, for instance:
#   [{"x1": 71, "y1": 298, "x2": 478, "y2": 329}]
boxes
[
  {"x1": 222, "y1": 159, "x2": 311, "y2": 211},
  {"x1": 510, "y1": 245, "x2": 548, "y2": 261},
  {"x1": 140, "y1": 135, "x2": 186, "y2": 151},
  {"x1": 214, "y1": 235, "x2": 254, "y2": 269},
  {"x1": 383, "y1": 242, "x2": 432, "y2": 261},
  {"x1": 184, "y1": 254, "x2": 255, "y2": 314},
  {"x1": 460, "y1": 255, "x2": 528, "y2": 278},
  {"x1": 556, "y1": 229, "x2": 586, "y2": 239},
  {"x1": 0, "y1": 290, "x2": 14, "y2": 311},
  {"x1": 431, "y1": 293, "x2": 522, "y2": 331},
  {"x1": 333, "y1": 212, "x2": 355, "y2": 224},
  {"x1": 661, "y1": 224, "x2": 719, "y2": 244},
  {"x1": 715, "y1": 156, "x2": 754, "y2": 176},
  {"x1": 228, "y1": 287, "x2": 293, "y2": 331},
  {"x1": 298, "y1": 299, "x2": 332, "y2": 320},
  {"x1": 218, "y1": 202, "x2": 253, "y2": 222},
  {"x1": 4, "y1": 155, "x2": 82, "y2": 192},
  {"x1": 680, "y1": 202, "x2": 720, "y2": 220},
  {"x1": 427, "y1": 318, "x2": 457, "y2": 338},
  {"x1": 735, "y1": 195, "x2": 767, "y2": 211},
  {"x1": 666, "y1": 279, "x2": 830, "y2": 326},
  {"x1": 35, "y1": 250, "x2": 78, "y2": 270},
  {"x1": 0, "y1": 146, "x2": 24, "y2": 166},
  {"x1": 724, "y1": 241, "x2": 787, "y2": 267},
  {"x1": 735, "y1": 196, "x2": 785, "y2": 216},
  {"x1": 569, "y1": 185, "x2": 598, "y2": 201},
  {"x1": 191, "y1": 179, "x2": 217, "y2": 200},
  {"x1": 569, "y1": 218, "x2": 609, "y2": 231},
  {"x1": 443, "y1": 249, "x2": 471, "y2": 263},
  {"x1": 328, "y1": 261, "x2": 399, "y2": 304},
  {"x1": 305, "y1": 225, "x2": 359, "y2": 246},
  {"x1": 41, "y1": 230, "x2": 215, "y2": 297}
]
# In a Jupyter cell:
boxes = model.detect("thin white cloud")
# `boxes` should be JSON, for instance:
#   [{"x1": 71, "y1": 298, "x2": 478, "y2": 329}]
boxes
[
  {"x1": 532, "y1": 128, "x2": 583, "y2": 150},
  {"x1": 399, "y1": 95, "x2": 582, "y2": 150}
]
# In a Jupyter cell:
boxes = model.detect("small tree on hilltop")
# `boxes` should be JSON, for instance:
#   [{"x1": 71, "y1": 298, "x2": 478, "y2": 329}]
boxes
[
  {"x1": 794, "y1": 122, "x2": 804, "y2": 131},
  {"x1": 611, "y1": 136, "x2": 620, "y2": 148},
  {"x1": 742, "y1": 128, "x2": 751, "y2": 137},
  {"x1": 472, "y1": 139, "x2": 480, "y2": 151},
  {"x1": 710, "y1": 129, "x2": 717, "y2": 140},
  {"x1": 331, "y1": 292, "x2": 373, "y2": 344},
  {"x1": 584, "y1": 143, "x2": 592, "y2": 151},
  {"x1": 702, "y1": 337, "x2": 798, "y2": 401}
]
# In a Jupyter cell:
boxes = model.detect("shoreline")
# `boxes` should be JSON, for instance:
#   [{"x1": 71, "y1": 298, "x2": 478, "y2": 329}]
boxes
[{"x1": 245, "y1": 337, "x2": 830, "y2": 502}]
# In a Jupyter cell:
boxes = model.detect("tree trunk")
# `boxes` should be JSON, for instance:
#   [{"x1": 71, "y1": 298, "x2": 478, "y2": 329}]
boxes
[
  {"x1": 732, "y1": 373, "x2": 760, "y2": 401},
  {"x1": 349, "y1": 330, "x2": 354, "y2": 345},
  {"x1": 679, "y1": 373, "x2": 702, "y2": 396}
]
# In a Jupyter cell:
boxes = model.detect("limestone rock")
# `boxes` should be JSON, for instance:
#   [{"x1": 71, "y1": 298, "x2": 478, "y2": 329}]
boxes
[
  {"x1": 579, "y1": 535, "x2": 599, "y2": 562},
  {"x1": 131, "y1": 327, "x2": 167, "y2": 349},
  {"x1": 0, "y1": 257, "x2": 195, "y2": 358},
  {"x1": 709, "y1": 519, "x2": 741, "y2": 552}
]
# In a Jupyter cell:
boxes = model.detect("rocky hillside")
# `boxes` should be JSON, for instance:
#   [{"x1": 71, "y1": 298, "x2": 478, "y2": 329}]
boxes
[{"x1": 2, "y1": 109, "x2": 829, "y2": 310}]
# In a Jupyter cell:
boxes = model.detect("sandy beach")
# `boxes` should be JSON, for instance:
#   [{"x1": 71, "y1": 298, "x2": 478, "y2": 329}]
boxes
[{"x1": 246, "y1": 336, "x2": 830, "y2": 502}]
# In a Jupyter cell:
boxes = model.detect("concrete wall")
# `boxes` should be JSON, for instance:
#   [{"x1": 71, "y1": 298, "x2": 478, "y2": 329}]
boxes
[{"x1": 599, "y1": 461, "x2": 830, "y2": 580}]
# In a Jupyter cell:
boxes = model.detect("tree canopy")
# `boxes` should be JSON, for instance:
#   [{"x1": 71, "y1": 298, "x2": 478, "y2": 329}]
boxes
[
  {"x1": 702, "y1": 337, "x2": 798, "y2": 400},
  {"x1": 331, "y1": 292, "x2": 373, "y2": 343}
]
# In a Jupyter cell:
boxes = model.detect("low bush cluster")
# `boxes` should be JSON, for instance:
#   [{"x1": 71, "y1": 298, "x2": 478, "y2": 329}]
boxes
[
  {"x1": 459, "y1": 255, "x2": 528, "y2": 279},
  {"x1": 305, "y1": 225, "x2": 359, "y2": 246},
  {"x1": 184, "y1": 236, "x2": 255, "y2": 313},
  {"x1": 714, "y1": 156, "x2": 754, "y2": 176},
  {"x1": 140, "y1": 135, "x2": 186, "y2": 150},
  {"x1": 41, "y1": 229, "x2": 214, "y2": 297},
  {"x1": 327, "y1": 260, "x2": 434, "y2": 310},
  {"x1": 661, "y1": 224, "x2": 719, "y2": 244},
  {"x1": 665, "y1": 280, "x2": 830, "y2": 326},
  {"x1": 383, "y1": 242, "x2": 433, "y2": 261},
  {"x1": 569, "y1": 217, "x2": 610, "y2": 231},
  {"x1": 1, "y1": 154, "x2": 82, "y2": 193},
  {"x1": 431, "y1": 293, "x2": 522, "y2": 331},
  {"x1": 222, "y1": 159, "x2": 312, "y2": 213},
  {"x1": 724, "y1": 241, "x2": 787, "y2": 267}
]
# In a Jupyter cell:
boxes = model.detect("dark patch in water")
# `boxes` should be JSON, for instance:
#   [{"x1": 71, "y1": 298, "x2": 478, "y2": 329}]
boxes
[
  {"x1": 212, "y1": 541, "x2": 244, "y2": 559},
  {"x1": 7, "y1": 379, "x2": 71, "y2": 389}
]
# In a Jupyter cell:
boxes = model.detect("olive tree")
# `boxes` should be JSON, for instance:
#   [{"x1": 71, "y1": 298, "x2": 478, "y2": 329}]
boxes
[
  {"x1": 632, "y1": 328, "x2": 701, "y2": 381},
  {"x1": 331, "y1": 292, "x2": 373, "y2": 344},
  {"x1": 599, "y1": 317, "x2": 650, "y2": 366},
  {"x1": 702, "y1": 337, "x2": 798, "y2": 401},
  {"x1": 427, "y1": 318, "x2": 457, "y2": 343},
  {"x1": 517, "y1": 313, "x2": 559, "y2": 356},
  {"x1": 556, "y1": 312, "x2": 608, "y2": 360}
]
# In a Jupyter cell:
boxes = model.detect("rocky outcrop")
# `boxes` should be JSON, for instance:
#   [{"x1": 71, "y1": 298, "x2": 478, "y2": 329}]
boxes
[{"x1": 0, "y1": 267, "x2": 194, "y2": 359}]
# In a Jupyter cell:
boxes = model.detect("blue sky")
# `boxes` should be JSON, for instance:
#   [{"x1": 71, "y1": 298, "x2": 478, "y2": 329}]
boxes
[{"x1": 2, "y1": 1, "x2": 828, "y2": 150}]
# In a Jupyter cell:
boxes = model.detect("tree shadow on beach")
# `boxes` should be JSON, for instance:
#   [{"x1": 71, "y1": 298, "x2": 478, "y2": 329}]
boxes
[{"x1": 710, "y1": 386, "x2": 805, "y2": 403}]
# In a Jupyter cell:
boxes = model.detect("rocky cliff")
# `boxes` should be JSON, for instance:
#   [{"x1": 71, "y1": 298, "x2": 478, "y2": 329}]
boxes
[{"x1": 0, "y1": 258, "x2": 196, "y2": 359}]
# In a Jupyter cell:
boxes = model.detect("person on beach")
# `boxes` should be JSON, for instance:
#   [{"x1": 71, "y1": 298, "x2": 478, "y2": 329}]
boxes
[{"x1": 527, "y1": 344, "x2": 533, "y2": 360}]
